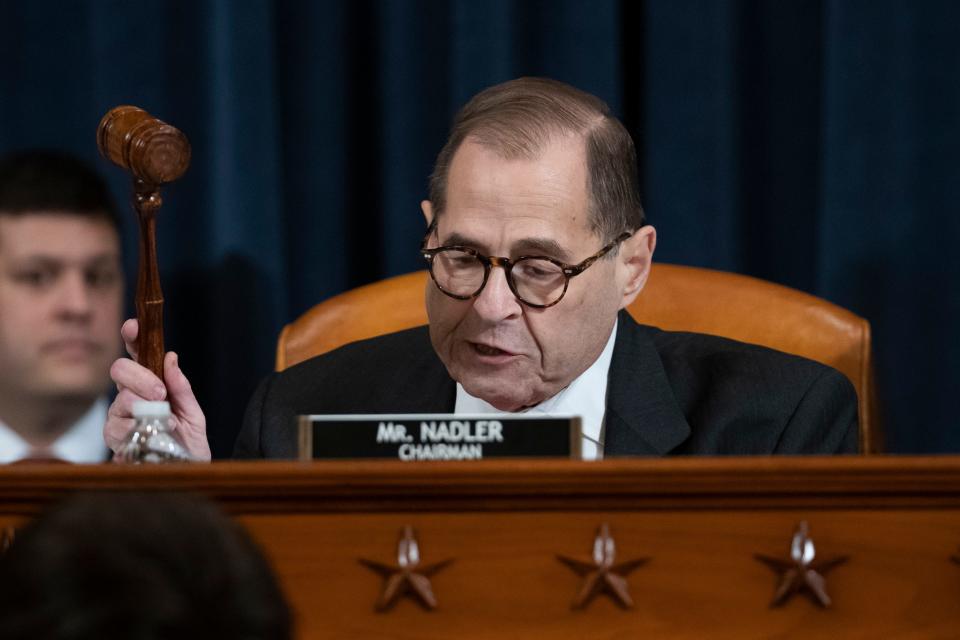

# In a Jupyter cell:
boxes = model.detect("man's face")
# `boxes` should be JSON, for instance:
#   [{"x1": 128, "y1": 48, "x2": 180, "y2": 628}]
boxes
[
  {"x1": 0, "y1": 214, "x2": 122, "y2": 402},
  {"x1": 424, "y1": 136, "x2": 648, "y2": 411}
]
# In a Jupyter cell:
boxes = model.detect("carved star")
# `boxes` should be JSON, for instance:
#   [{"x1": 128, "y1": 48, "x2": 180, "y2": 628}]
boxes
[
  {"x1": 754, "y1": 521, "x2": 848, "y2": 608},
  {"x1": 359, "y1": 526, "x2": 453, "y2": 611},
  {"x1": 557, "y1": 523, "x2": 648, "y2": 609}
]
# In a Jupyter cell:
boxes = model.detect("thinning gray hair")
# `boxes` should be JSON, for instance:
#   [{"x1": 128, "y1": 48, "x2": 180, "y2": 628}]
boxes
[{"x1": 429, "y1": 77, "x2": 645, "y2": 242}]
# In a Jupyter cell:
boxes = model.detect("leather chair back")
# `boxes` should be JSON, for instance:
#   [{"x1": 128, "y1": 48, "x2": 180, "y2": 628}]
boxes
[{"x1": 276, "y1": 265, "x2": 878, "y2": 453}]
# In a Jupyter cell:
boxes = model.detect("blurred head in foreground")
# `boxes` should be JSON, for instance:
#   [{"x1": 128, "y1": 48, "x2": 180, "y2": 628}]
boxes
[{"x1": 0, "y1": 492, "x2": 292, "y2": 639}]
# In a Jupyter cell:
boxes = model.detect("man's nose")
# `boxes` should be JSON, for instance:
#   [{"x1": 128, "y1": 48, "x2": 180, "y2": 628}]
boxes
[
  {"x1": 472, "y1": 265, "x2": 522, "y2": 321},
  {"x1": 55, "y1": 272, "x2": 93, "y2": 319}
]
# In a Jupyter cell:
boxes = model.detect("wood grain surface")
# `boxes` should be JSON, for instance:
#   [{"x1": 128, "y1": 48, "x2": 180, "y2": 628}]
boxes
[{"x1": 2, "y1": 457, "x2": 959, "y2": 638}]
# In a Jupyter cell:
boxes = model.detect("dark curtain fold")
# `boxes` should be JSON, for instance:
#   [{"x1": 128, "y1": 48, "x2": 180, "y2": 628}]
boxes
[{"x1": 1, "y1": 0, "x2": 957, "y2": 455}]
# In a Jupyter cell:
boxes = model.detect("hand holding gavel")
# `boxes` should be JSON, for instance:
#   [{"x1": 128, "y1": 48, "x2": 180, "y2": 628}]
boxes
[{"x1": 97, "y1": 107, "x2": 210, "y2": 462}]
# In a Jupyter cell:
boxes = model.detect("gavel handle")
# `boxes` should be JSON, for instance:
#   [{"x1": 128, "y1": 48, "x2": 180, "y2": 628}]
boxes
[{"x1": 133, "y1": 180, "x2": 165, "y2": 378}]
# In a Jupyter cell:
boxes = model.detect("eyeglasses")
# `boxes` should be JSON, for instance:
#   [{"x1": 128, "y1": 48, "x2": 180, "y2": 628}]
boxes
[{"x1": 421, "y1": 227, "x2": 633, "y2": 308}]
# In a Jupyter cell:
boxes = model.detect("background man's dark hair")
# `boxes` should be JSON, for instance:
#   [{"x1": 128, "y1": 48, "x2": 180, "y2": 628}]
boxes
[
  {"x1": 0, "y1": 150, "x2": 120, "y2": 230},
  {"x1": 0, "y1": 492, "x2": 292, "y2": 640},
  {"x1": 429, "y1": 77, "x2": 645, "y2": 243}
]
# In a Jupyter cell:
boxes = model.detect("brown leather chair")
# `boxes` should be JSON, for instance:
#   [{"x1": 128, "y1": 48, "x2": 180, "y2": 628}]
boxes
[{"x1": 276, "y1": 265, "x2": 879, "y2": 453}]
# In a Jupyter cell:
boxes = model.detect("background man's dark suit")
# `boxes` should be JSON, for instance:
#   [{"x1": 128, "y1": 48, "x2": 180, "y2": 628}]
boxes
[{"x1": 234, "y1": 311, "x2": 858, "y2": 458}]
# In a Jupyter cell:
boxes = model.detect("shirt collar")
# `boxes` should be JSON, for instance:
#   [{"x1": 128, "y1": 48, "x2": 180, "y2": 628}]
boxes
[
  {"x1": 0, "y1": 420, "x2": 30, "y2": 463},
  {"x1": 455, "y1": 318, "x2": 618, "y2": 460},
  {"x1": 0, "y1": 398, "x2": 110, "y2": 464}
]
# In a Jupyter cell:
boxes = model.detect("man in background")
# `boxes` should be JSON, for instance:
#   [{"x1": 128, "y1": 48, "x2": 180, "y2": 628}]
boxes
[{"x1": 0, "y1": 151, "x2": 123, "y2": 463}]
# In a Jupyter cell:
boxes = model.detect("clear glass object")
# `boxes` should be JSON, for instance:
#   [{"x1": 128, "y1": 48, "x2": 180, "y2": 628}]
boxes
[{"x1": 116, "y1": 401, "x2": 195, "y2": 463}]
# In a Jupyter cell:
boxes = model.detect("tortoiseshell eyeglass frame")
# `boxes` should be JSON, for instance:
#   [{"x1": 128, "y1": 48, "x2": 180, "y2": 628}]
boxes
[{"x1": 420, "y1": 222, "x2": 635, "y2": 309}]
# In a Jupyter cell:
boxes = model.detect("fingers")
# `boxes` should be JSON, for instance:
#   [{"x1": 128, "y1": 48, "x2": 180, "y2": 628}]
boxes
[
  {"x1": 163, "y1": 352, "x2": 212, "y2": 462},
  {"x1": 163, "y1": 352, "x2": 204, "y2": 426},
  {"x1": 104, "y1": 389, "x2": 141, "y2": 452},
  {"x1": 121, "y1": 318, "x2": 139, "y2": 360},
  {"x1": 110, "y1": 357, "x2": 166, "y2": 400},
  {"x1": 104, "y1": 350, "x2": 211, "y2": 462},
  {"x1": 104, "y1": 416, "x2": 135, "y2": 453}
]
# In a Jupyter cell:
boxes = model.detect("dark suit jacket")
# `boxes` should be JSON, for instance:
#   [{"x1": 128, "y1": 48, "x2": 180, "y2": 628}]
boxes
[{"x1": 234, "y1": 311, "x2": 858, "y2": 458}]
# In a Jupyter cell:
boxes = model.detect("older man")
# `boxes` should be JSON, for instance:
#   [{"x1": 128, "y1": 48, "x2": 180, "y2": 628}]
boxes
[
  {"x1": 105, "y1": 78, "x2": 857, "y2": 460},
  {"x1": 0, "y1": 151, "x2": 123, "y2": 463}
]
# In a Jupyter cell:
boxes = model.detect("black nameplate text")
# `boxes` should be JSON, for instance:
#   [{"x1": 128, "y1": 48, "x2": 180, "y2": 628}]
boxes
[{"x1": 297, "y1": 414, "x2": 582, "y2": 460}]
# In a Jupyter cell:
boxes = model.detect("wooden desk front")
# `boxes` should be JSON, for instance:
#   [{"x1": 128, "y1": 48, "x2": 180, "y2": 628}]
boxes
[{"x1": 2, "y1": 457, "x2": 959, "y2": 639}]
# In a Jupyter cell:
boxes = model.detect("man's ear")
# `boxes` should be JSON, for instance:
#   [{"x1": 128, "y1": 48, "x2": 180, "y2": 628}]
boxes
[
  {"x1": 421, "y1": 200, "x2": 434, "y2": 228},
  {"x1": 618, "y1": 225, "x2": 657, "y2": 309}
]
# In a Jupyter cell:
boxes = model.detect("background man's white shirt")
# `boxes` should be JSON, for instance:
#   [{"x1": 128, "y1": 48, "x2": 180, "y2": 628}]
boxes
[
  {"x1": 454, "y1": 319, "x2": 617, "y2": 460},
  {"x1": 0, "y1": 397, "x2": 109, "y2": 463}
]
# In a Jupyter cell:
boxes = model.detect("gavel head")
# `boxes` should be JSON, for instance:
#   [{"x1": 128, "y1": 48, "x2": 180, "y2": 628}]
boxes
[{"x1": 97, "y1": 106, "x2": 191, "y2": 185}]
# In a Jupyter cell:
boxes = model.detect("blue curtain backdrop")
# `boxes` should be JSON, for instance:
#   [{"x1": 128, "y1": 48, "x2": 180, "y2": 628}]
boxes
[{"x1": 1, "y1": 0, "x2": 957, "y2": 456}]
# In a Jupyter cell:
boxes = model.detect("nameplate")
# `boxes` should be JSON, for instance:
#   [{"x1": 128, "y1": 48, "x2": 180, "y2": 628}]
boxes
[{"x1": 297, "y1": 414, "x2": 582, "y2": 461}]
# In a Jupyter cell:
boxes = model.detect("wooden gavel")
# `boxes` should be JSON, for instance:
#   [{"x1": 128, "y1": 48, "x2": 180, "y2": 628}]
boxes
[{"x1": 97, "y1": 106, "x2": 191, "y2": 379}]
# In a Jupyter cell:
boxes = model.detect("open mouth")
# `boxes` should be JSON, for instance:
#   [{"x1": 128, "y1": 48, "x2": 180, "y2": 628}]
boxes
[{"x1": 472, "y1": 343, "x2": 515, "y2": 357}]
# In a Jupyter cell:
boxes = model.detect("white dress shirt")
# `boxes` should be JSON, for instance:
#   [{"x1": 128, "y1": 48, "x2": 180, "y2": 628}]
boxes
[
  {"x1": 0, "y1": 397, "x2": 110, "y2": 463},
  {"x1": 455, "y1": 319, "x2": 618, "y2": 460}
]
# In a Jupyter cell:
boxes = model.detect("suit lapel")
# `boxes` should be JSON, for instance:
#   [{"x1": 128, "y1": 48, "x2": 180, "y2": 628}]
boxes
[
  {"x1": 394, "y1": 320, "x2": 690, "y2": 454},
  {"x1": 389, "y1": 337, "x2": 457, "y2": 413},
  {"x1": 604, "y1": 312, "x2": 691, "y2": 456}
]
